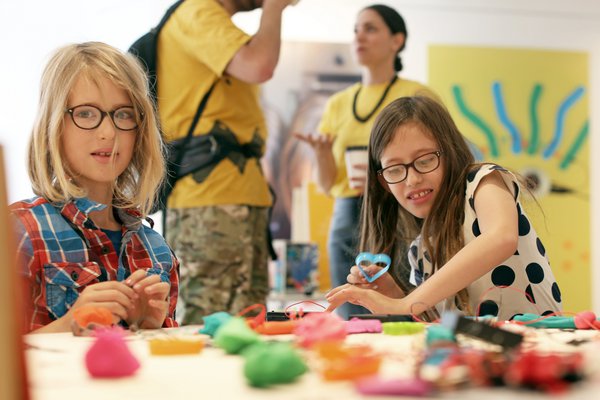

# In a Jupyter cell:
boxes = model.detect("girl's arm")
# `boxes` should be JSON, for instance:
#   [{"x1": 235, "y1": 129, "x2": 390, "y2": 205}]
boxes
[
  {"x1": 33, "y1": 282, "x2": 137, "y2": 333},
  {"x1": 326, "y1": 171, "x2": 518, "y2": 314},
  {"x1": 398, "y1": 171, "x2": 519, "y2": 314}
]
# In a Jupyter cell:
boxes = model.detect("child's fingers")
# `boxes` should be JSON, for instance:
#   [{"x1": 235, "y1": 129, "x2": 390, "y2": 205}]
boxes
[
  {"x1": 131, "y1": 274, "x2": 161, "y2": 292},
  {"x1": 364, "y1": 264, "x2": 385, "y2": 274},
  {"x1": 148, "y1": 298, "x2": 169, "y2": 309},
  {"x1": 349, "y1": 266, "x2": 368, "y2": 283},
  {"x1": 139, "y1": 299, "x2": 169, "y2": 329},
  {"x1": 325, "y1": 283, "x2": 351, "y2": 299},
  {"x1": 347, "y1": 272, "x2": 378, "y2": 289},
  {"x1": 89, "y1": 280, "x2": 137, "y2": 298},
  {"x1": 81, "y1": 285, "x2": 135, "y2": 307},
  {"x1": 347, "y1": 270, "x2": 367, "y2": 284},
  {"x1": 325, "y1": 285, "x2": 360, "y2": 312},
  {"x1": 144, "y1": 282, "x2": 170, "y2": 298},
  {"x1": 124, "y1": 269, "x2": 148, "y2": 287}
]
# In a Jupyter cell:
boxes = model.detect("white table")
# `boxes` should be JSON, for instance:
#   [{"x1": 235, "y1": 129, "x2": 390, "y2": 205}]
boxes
[{"x1": 25, "y1": 327, "x2": 600, "y2": 400}]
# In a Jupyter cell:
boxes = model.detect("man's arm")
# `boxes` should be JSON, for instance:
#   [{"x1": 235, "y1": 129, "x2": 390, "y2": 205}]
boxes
[{"x1": 225, "y1": 0, "x2": 292, "y2": 83}]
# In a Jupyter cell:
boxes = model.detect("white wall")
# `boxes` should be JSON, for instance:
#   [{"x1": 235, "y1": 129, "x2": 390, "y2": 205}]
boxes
[{"x1": 1, "y1": 0, "x2": 599, "y2": 308}]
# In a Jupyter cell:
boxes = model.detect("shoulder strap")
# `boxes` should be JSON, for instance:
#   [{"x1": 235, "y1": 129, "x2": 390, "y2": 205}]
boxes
[{"x1": 171, "y1": 80, "x2": 218, "y2": 171}]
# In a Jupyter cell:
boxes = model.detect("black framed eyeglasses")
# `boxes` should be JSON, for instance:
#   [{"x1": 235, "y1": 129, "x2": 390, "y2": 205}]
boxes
[
  {"x1": 66, "y1": 104, "x2": 139, "y2": 131},
  {"x1": 377, "y1": 151, "x2": 442, "y2": 184}
]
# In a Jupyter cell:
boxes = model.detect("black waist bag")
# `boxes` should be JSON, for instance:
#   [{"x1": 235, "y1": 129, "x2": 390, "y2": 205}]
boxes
[{"x1": 153, "y1": 115, "x2": 264, "y2": 214}]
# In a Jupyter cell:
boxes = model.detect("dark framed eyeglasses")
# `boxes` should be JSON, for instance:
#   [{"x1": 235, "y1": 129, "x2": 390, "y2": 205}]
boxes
[
  {"x1": 377, "y1": 151, "x2": 442, "y2": 184},
  {"x1": 66, "y1": 104, "x2": 140, "y2": 131}
]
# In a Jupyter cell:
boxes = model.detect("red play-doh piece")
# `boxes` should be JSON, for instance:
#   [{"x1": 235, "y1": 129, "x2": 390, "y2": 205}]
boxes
[
  {"x1": 294, "y1": 312, "x2": 347, "y2": 348},
  {"x1": 85, "y1": 328, "x2": 140, "y2": 378},
  {"x1": 574, "y1": 311, "x2": 596, "y2": 329}
]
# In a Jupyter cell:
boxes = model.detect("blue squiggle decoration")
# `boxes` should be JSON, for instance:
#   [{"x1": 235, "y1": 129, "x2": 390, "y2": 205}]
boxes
[
  {"x1": 492, "y1": 81, "x2": 522, "y2": 154},
  {"x1": 542, "y1": 86, "x2": 585, "y2": 159}
]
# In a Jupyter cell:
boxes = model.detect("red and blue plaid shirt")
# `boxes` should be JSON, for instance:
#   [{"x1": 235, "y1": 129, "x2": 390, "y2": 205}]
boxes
[{"x1": 11, "y1": 196, "x2": 179, "y2": 332}]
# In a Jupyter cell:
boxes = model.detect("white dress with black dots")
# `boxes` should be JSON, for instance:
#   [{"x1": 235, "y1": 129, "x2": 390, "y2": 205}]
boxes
[{"x1": 408, "y1": 164, "x2": 563, "y2": 320}]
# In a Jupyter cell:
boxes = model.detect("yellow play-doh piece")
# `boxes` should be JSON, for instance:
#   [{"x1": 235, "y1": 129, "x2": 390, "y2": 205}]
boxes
[
  {"x1": 148, "y1": 336, "x2": 205, "y2": 355},
  {"x1": 382, "y1": 321, "x2": 426, "y2": 335}
]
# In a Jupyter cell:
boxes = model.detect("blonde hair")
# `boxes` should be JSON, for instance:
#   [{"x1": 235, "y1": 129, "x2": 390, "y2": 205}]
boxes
[{"x1": 28, "y1": 41, "x2": 165, "y2": 215}]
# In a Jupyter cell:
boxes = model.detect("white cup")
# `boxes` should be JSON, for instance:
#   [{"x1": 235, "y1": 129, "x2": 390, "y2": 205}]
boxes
[{"x1": 345, "y1": 146, "x2": 368, "y2": 189}]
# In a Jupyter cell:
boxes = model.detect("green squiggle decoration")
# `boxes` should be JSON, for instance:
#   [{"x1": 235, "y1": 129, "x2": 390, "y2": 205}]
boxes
[
  {"x1": 559, "y1": 120, "x2": 589, "y2": 170},
  {"x1": 527, "y1": 84, "x2": 543, "y2": 155},
  {"x1": 452, "y1": 85, "x2": 499, "y2": 158}
]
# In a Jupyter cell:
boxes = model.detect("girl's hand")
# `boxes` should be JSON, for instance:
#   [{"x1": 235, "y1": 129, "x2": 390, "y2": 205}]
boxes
[
  {"x1": 125, "y1": 270, "x2": 171, "y2": 329},
  {"x1": 347, "y1": 265, "x2": 404, "y2": 298},
  {"x1": 325, "y1": 284, "x2": 400, "y2": 314},
  {"x1": 66, "y1": 281, "x2": 137, "y2": 326}
]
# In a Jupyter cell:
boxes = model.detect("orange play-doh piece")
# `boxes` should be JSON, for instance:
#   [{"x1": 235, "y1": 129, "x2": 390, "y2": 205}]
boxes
[
  {"x1": 73, "y1": 306, "x2": 114, "y2": 328},
  {"x1": 254, "y1": 321, "x2": 297, "y2": 335},
  {"x1": 314, "y1": 342, "x2": 382, "y2": 381},
  {"x1": 321, "y1": 354, "x2": 382, "y2": 381}
]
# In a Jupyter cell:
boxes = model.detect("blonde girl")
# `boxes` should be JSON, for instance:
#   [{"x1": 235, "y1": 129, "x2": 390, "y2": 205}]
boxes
[{"x1": 11, "y1": 42, "x2": 179, "y2": 333}]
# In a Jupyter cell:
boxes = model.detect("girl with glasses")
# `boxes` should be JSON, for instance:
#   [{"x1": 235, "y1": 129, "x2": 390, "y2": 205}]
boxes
[
  {"x1": 294, "y1": 4, "x2": 439, "y2": 319},
  {"x1": 10, "y1": 42, "x2": 179, "y2": 333},
  {"x1": 326, "y1": 96, "x2": 562, "y2": 320}
]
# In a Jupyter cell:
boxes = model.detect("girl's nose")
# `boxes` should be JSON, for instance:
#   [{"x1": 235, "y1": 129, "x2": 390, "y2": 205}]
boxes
[
  {"x1": 96, "y1": 117, "x2": 117, "y2": 141},
  {"x1": 404, "y1": 166, "x2": 422, "y2": 187}
]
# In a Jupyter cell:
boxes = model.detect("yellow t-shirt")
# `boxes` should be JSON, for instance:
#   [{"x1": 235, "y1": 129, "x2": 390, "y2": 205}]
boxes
[
  {"x1": 157, "y1": 0, "x2": 271, "y2": 208},
  {"x1": 318, "y1": 78, "x2": 439, "y2": 198}
]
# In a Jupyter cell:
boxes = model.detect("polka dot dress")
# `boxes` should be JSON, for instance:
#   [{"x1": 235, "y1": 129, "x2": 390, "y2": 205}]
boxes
[{"x1": 408, "y1": 164, "x2": 562, "y2": 320}]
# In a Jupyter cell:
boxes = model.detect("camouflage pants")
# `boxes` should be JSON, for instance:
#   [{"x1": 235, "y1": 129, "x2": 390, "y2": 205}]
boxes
[{"x1": 166, "y1": 205, "x2": 269, "y2": 324}]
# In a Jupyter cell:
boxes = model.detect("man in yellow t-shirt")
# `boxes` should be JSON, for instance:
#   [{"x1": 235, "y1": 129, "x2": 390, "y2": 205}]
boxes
[{"x1": 157, "y1": 0, "x2": 294, "y2": 324}]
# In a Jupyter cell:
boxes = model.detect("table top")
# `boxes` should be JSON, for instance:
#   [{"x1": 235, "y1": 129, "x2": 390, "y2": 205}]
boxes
[{"x1": 25, "y1": 325, "x2": 600, "y2": 400}]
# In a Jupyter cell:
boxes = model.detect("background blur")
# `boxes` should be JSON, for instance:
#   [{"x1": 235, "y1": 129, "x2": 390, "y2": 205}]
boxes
[{"x1": 1, "y1": 0, "x2": 599, "y2": 310}]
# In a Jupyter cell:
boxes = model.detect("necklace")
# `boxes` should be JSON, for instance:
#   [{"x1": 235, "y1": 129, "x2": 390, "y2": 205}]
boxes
[{"x1": 352, "y1": 75, "x2": 398, "y2": 123}]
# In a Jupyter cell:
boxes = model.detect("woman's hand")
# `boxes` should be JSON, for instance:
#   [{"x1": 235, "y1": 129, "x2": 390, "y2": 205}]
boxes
[
  {"x1": 66, "y1": 281, "x2": 137, "y2": 327},
  {"x1": 347, "y1": 264, "x2": 404, "y2": 298},
  {"x1": 125, "y1": 270, "x2": 171, "y2": 329},
  {"x1": 293, "y1": 132, "x2": 335, "y2": 155},
  {"x1": 325, "y1": 284, "x2": 401, "y2": 314},
  {"x1": 293, "y1": 132, "x2": 337, "y2": 192}
]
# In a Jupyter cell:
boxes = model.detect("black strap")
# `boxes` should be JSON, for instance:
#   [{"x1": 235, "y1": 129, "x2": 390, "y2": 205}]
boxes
[
  {"x1": 161, "y1": 80, "x2": 217, "y2": 235},
  {"x1": 170, "y1": 81, "x2": 217, "y2": 176}
]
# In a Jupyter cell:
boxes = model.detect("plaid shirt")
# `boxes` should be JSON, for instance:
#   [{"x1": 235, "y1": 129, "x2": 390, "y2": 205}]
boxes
[{"x1": 11, "y1": 196, "x2": 179, "y2": 332}]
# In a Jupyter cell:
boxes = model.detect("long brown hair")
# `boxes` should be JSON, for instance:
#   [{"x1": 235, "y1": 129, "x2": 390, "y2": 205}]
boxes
[{"x1": 360, "y1": 96, "x2": 475, "y2": 313}]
